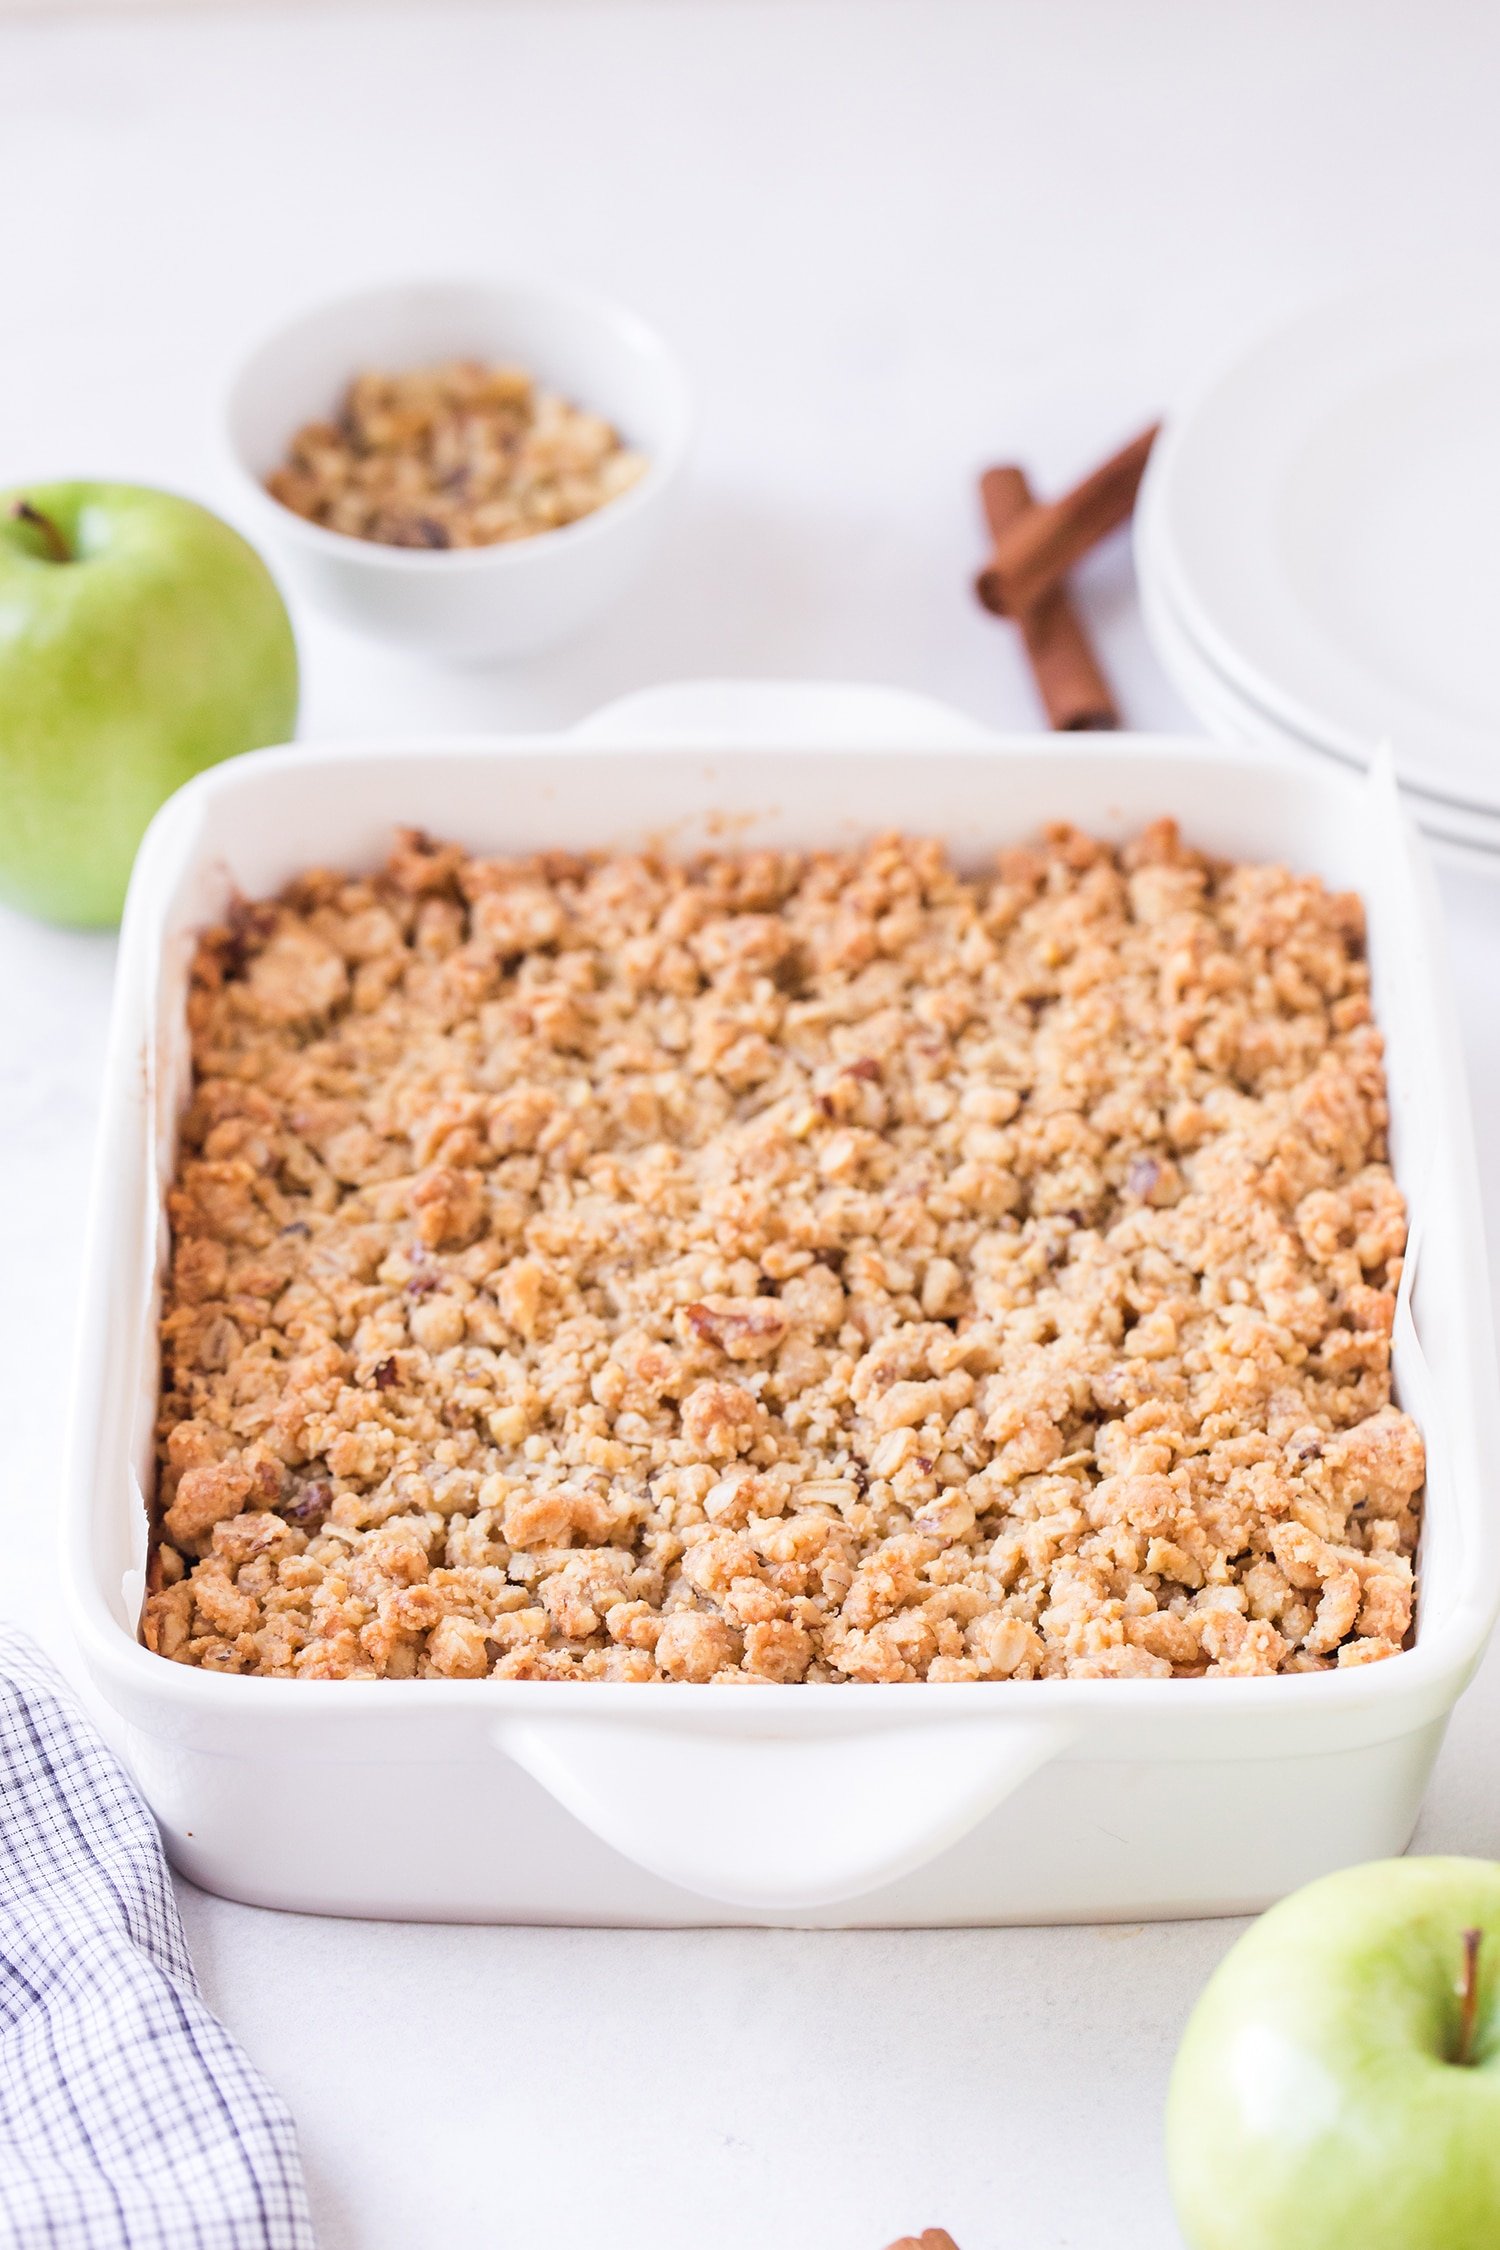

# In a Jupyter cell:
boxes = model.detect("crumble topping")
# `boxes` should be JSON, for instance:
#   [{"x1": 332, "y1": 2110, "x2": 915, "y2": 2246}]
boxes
[
  {"x1": 144, "y1": 822, "x2": 1422, "y2": 1683},
  {"x1": 264, "y1": 358, "x2": 647, "y2": 550}
]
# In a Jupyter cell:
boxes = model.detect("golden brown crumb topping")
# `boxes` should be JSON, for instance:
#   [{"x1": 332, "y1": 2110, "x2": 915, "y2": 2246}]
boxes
[
  {"x1": 265, "y1": 358, "x2": 647, "y2": 550},
  {"x1": 144, "y1": 822, "x2": 1421, "y2": 1684}
]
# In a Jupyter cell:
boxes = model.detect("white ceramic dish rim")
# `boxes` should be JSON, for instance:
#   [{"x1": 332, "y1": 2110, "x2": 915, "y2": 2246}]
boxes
[
  {"x1": 1138, "y1": 430, "x2": 1500, "y2": 821},
  {"x1": 1137, "y1": 275, "x2": 1500, "y2": 816},
  {"x1": 1137, "y1": 538, "x2": 1500, "y2": 865},
  {"x1": 64, "y1": 704, "x2": 1500, "y2": 1806},
  {"x1": 222, "y1": 274, "x2": 693, "y2": 575}
]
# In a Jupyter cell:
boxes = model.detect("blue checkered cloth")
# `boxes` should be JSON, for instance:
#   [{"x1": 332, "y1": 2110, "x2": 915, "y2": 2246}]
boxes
[{"x1": 0, "y1": 1627, "x2": 313, "y2": 2248}]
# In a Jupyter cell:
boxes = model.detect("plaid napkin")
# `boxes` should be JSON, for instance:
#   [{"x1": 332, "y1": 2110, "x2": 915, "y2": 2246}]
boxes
[{"x1": 0, "y1": 1626, "x2": 313, "y2": 2249}]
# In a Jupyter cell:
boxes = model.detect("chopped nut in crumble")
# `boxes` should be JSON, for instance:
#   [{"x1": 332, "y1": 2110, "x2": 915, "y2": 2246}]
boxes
[
  {"x1": 144, "y1": 822, "x2": 1422, "y2": 1683},
  {"x1": 264, "y1": 359, "x2": 647, "y2": 550}
]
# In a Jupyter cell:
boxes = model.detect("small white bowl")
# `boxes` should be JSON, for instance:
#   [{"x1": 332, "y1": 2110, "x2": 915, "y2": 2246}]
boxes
[{"x1": 224, "y1": 277, "x2": 691, "y2": 664}]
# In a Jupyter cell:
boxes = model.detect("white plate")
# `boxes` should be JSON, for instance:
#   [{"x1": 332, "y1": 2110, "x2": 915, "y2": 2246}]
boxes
[
  {"x1": 1144, "y1": 573, "x2": 1500, "y2": 873},
  {"x1": 1139, "y1": 507, "x2": 1500, "y2": 870},
  {"x1": 1139, "y1": 273, "x2": 1500, "y2": 811}
]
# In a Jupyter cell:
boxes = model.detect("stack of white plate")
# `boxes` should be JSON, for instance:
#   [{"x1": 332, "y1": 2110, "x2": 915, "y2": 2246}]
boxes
[{"x1": 1136, "y1": 274, "x2": 1500, "y2": 870}]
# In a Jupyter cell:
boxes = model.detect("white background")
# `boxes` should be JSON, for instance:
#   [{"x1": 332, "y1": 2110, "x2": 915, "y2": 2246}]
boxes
[{"x1": 4, "y1": 5, "x2": 1500, "y2": 2245}]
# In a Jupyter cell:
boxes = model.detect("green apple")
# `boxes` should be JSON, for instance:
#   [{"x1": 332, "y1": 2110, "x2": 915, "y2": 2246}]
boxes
[
  {"x1": 1168, "y1": 1857, "x2": 1500, "y2": 2250},
  {"x1": 0, "y1": 482, "x2": 298, "y2": 926}
]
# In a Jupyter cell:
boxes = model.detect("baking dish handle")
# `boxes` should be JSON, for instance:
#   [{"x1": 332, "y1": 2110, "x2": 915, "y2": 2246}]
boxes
[
  {"x1": 571, "y1": 677, "x2": 997, "y2": 752},
  {"x1": 492, "y1": 1711, "x2": 1072, "y2": 1911}
]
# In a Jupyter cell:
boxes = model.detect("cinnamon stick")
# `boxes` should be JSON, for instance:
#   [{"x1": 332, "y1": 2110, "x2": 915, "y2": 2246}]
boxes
[
  {"x1": 976, "y1": 423, "x2": 1159, "y2": 618},
  {"x1": 977, "y1": 466, "x2": 1118, "y2": 731}
]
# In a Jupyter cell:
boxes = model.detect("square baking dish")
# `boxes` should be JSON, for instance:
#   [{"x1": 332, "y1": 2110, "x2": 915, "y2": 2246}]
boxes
[{"x1": 63, "y1": 682, "x2": 1500, "y2": 1927}]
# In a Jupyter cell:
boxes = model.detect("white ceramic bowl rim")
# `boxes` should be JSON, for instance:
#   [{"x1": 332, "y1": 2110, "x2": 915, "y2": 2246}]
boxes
[{"x1": 223, "y1": 273, "x2": 693, "y2": 573}]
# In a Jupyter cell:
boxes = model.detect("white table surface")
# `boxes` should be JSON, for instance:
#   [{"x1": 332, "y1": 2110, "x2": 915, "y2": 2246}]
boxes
[{"x1": 4, "y1": 4, "x2": 1500, "y2": 2244}]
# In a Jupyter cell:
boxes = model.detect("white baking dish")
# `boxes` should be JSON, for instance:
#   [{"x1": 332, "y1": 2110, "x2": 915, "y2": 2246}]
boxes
[{"x1": 63, "y1": 682, "x2": 1500, "y2": 1927}]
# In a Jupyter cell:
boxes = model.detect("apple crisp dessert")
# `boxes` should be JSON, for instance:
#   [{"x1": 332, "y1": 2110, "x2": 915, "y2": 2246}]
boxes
[
  {"x1": 264, "y1": 359, "x2": 647, "y2": 550},
  {"x1": 144, "y1": 821, "x2": 1422, "y2": 1683}
]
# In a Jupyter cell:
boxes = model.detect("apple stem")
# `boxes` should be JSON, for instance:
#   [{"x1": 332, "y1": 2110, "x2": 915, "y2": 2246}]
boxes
[
  {"x1": 11, "y1": 499, "x2": 71, "y2": 564},
  {"x1": 1456, "y1": 1927, "x2": 1484, "y2": 2067}
]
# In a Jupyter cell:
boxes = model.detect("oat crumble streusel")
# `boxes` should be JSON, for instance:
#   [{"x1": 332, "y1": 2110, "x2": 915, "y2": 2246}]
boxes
[
  {"x1": 264, "y1": 358, "x2": 647, "y2": 551},
  {"x1": 144, "y1": 822, "x2": 1423, "y2": 1684}
]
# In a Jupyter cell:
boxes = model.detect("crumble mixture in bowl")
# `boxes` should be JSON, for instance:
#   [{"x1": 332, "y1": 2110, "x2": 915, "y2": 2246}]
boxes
[
  {"x1": 144, "y1": 821, "x2": 1422, "y2": 1684},
  {"x1": 264, "y1": 357, "x2": 647, "y2": 551}
]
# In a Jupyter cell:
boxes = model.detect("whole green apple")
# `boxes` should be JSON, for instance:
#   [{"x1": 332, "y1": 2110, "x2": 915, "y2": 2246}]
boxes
[
  {"x1": 0, "y1": 482, "x2": 298, "y2": 926},
  {"x1": 1168, "y1": 1857, "x2": 1500, "y2": 2250}
]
